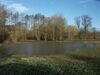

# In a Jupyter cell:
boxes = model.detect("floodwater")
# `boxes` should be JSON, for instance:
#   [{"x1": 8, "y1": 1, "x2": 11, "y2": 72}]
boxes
[{"x1": 0, "y1": 41, "x2": 100, "y2": 56}]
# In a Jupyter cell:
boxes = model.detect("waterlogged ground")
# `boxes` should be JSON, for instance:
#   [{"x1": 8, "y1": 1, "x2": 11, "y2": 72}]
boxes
[{"x1": 0, "y1": 48, "x2": 100, "y2": 75}]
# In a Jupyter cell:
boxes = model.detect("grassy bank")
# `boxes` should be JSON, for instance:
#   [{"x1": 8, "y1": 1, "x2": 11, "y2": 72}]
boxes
[{"x1": 0, "y1": 48, "x2": 100, "y2": 75}]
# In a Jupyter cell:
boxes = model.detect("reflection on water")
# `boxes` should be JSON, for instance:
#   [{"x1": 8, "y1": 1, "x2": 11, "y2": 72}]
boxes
[{"x1": 0, "y1": 41, "x2": 100, "y2": 56}]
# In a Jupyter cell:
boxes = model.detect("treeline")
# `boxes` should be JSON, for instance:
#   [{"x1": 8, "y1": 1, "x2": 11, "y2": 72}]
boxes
[{"x1": 0, "y1": 4, "x2": 97, "y2": 43}]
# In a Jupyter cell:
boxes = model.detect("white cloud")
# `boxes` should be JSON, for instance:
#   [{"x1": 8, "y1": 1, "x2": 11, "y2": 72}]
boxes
[
  {"x1": 7, "y1": 3, "x2": 29, "y2": 13},
  {"x1": 0, "y1": 0, "x2": 29, "y2": 13},
  {"x1": 79, "y1": 0, "x2": 94, "y2": 8},
  {"x1": 80, "y1": 0, "x2": 93, "y2": 4},
  {"x1": 0, "y1": 0, "x2": 13, "y2": 5}
]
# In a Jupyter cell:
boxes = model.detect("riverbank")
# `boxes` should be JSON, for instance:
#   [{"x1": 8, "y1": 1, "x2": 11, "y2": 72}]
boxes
[
  {"x1": 0, "y1": 48, "x2": 100, "y2": 75},
  {"x1": 1, "y1": 39, "x2": 100, "y2": 44}
]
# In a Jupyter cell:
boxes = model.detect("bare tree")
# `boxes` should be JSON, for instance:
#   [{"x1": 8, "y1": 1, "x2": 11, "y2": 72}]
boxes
[
  {"x1": 50, "y1": 15, "x2": 66, "y2": 41},
  {"x1": 92, "y1": 27, "x2": 96, "y2": 39},
  {"x1": 0, "y1": 4, "x2": 8, "y2": 25},
  {"x1": 81, "y1": 15, "x2": 92, "y2": 39},
  {"x1": 58, "y1": 16, "x2": 65, "y2": 41},
  {"x1": 75, "y1": 16, "x2": 81, "y2": 39},
  {"x1": 43, "y1": 18, "x2": 49, "y2": 41},
  {"x1": 11, "y1": 12, "x2": 19, "y2": 42},
  {"x1": 33, "y1": 13, "x2": 45, "y2": 40},
  {"x1": 0, "y1": 4, "x2": 8, "y2": 42},
  {"x1": 25, "y1": 14, "x2": 29, "y2": 28},
  {"x1": 50, "y1": 16, "x2": 57, "y2": 41}
]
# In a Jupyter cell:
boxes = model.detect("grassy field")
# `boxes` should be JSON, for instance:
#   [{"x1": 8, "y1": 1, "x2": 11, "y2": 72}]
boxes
[{"x1": 0, "y1": 48, "x2": 100, "y2": 75}]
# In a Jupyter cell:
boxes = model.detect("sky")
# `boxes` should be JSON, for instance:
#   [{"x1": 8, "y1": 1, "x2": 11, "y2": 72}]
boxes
[{"x1": 0, "y1": 0, "x2": 100, "y2": 28}]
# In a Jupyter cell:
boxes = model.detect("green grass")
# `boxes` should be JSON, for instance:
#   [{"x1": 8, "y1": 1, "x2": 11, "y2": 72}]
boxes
[
  {"x1": 68, "y1": 48, "x2": 100, "y2": 57},
  {"x1": 0, "y1": 48, "x2": 100, "y2": 75}
]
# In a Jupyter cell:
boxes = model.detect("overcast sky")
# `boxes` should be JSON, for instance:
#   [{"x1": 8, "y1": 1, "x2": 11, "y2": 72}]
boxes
[{"x1": 0, "y1": 0, "x2": 100, "y2": 28}]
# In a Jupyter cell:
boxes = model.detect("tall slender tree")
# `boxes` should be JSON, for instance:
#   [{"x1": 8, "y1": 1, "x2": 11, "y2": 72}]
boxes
[
  {"x1": 75, "y1": 16, "x2": 81, "y2": 39},
  {"x1": 81, "y1": 15, "x2": 92, "y2": 39}
]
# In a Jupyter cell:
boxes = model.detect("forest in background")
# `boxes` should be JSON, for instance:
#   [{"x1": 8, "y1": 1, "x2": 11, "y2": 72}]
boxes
[{"x1": 0, "y1": 4, "x2": 99, "y2": 43}]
